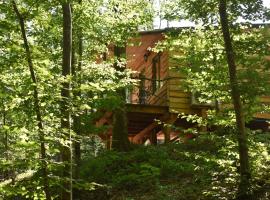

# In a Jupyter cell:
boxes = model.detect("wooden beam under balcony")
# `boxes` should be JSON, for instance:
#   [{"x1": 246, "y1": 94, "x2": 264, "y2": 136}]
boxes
[
  {"x1": 254, "y1": 113, "x2": 270, "y2": 119},
  {"x1": 126, "y1": 103, "x2": 169, "y2": 114}
]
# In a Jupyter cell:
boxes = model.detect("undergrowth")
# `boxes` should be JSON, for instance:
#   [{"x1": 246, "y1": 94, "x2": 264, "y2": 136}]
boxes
[
  {"x1": 79, "y1": 131, "x2": 270, "y2": 200},
  {"x1": 1, "y1": 131, "x2": 269, "y2": 199}
]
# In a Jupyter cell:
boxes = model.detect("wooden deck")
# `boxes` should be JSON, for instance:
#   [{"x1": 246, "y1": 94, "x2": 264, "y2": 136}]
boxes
[{"x1": 126, "y1": 103, "x2": 168, "y2": 114}]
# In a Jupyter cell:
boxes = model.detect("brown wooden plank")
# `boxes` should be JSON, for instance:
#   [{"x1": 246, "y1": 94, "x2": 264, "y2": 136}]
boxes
[
  {"x1": 169, "y1": 103, "x2": 192, "y2": 110},
  {"x1": 132, "y1": 122, "x2": 157, "y2": 144},
  {"x1": 169, "y1": 85, "x2": 185, "y2": 91},
  {"x1": 169, "y1": 107, "x2": 197, "y2": 115},
  {"x1": 132, "y1": 113, "x2": 176, "y2": 144},
  {"x1": 168, "y1": 78, "x2": 183, "y2": 85},
  {"x1": 254, "y1": 113, "x2": 270, "y2": 119},
  {"x1": 169, "y1": 97, "x2": 190, "y2": 104},
  {"x1": 148, "y1": 84, "x2": 168, "y2": 105},
  {"x1": 149, "y1": 96, "x2": 167, "y2": 106},
  {"x1": 169, "y1": 91, "x2": 190, "y2": 98},
  {"x1": 260, "y1": 96, "x2": 270, "y2": 103},
  {"x1": 126, "y1": 104, "x2": 168, "y2": 114},
  {"x1": 168, "y1": 71, "x2": 186, "y2": 78},
  {"x1": 148, "y1": 95, "x2": 167, "y2": 105}
]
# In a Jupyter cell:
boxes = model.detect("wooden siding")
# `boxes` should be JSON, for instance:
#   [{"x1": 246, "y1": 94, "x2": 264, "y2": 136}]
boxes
[
  {"x1": 148, "y1": 81, "x2": 168, "y2": 106},
  {"x1": 261, "y1": 96, "x2": 270, "y2": 104},
  {"x1": 126, "y1": 32, "x2": 169, "y2": 106},
  {"x1": 167, "y1": 70, "x2": 200, "y2": 115},
  {"x1": 126, "y1": 31, "x2": 270, "y2": 120},
  {"x1": 257, "y1": 96, "x2": 270, "y2": 119}
]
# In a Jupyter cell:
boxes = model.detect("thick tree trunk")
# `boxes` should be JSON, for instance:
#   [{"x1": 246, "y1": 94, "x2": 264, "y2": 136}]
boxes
[
  {"x1": 12, "y1": 1, "x2": 51, "y2": 199},
  {"x1": 218, "y1": 0, "x2": 251, "y2": 199},
  {"x1": 112, "y1": 104, "x2": 130, "y2": 151},
  {"x1": 111, "y1": 46, "x2": 131, "y2": 151},
  {"x1": 61, "y1": 2, "x2": 72, "y2": 200}
]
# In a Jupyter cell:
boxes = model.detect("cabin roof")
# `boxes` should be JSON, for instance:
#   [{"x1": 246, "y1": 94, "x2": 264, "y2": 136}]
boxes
[{"x1": 139, "y1": 23, "x2": 270, "y2": 35}]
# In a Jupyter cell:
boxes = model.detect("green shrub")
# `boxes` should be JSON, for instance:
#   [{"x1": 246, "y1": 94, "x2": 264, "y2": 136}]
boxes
[
  {"x1": 80, "y1": 149, "x2": 161, "y2": 192},
  {"x1": 160, "y1": 160, "x2": 194, "y2": 179},
  {"x1": 79, "y1": 132, "x2": 270, "y2": 200},
  {"x1": 113, "y1": 163, "x2": 160, "y2": 191}
]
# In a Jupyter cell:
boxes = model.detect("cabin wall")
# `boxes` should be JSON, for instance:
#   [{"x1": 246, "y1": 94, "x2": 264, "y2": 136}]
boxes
[
  {"x1": 255, "y1": 96, "x2": 270, "y2": 119},
  {"x1": 126, "y1": 31, "x2": 169, "y2": 105},
  {"x1": 126, "y1": 31, "x2": 270, "y2": 120},
  {"x1": 260, "y1": 96, "x2": 270, "y2": 105},
  {"x1": 166, "y1": 54, "x2": 203, "y2": 115},
  {"x1": 126, "y1": 32, "x2": 204, "y2": 115},
  {"x1": 167, "y1": 70, "x2": 201, "y2": 115},
  {"x1": 148, "y1": 81, "x2": 168, "y2": 106}
]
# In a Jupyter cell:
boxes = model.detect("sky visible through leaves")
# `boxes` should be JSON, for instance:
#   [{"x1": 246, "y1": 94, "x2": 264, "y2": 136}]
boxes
[{"x1": 153, "y1": 0, "x2": 270, "y2": 29}]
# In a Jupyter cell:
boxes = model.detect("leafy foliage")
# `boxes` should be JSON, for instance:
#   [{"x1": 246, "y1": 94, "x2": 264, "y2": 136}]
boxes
[
  {"x1": 77, "y1": 131, "x2": 270, "y2": 200},
  {"x1": 0, "y1": 0, "x2": 154, "y2": 198},
  {"x1": 155, "y1": 25, "x2": 270, "y2": 127}
]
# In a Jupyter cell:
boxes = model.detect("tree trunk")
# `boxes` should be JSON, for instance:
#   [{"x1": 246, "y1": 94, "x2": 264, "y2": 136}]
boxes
[
  {"x1": 218, "y1": 0, "x2": 251, "y2": 199},
  {"x1": 150, "y1": 128, "x2": 157, "y2": 145},
  {"x1": 71, "y1": 1, "x2": 83, "y2": 199},
  {"x1": 12, "y1": 1, "x2": 51, "y2": 199},
  {"x1": 61, "y1": 2, "x2": 72, "y2": 200},
  {"x1": 3, "y1": 109, "x2": 9, "y2": 180},
  {"x1": 112, "y1": 103, "x2": 130, "y2": 151},
  {"x1": 3, "y1": 111, "x2": 8, "y2": 162},
  {"x1": 111, "y1": 46, "x2": 131, "y2": 151},
  {"x1": 73, "y1": 21, "x2": 82, "y2": 182}
]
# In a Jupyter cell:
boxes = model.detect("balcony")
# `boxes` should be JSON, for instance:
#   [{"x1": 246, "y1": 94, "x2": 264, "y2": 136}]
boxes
[{"x1": 126, "y1": 77, "x2": 168, "y2": 106}]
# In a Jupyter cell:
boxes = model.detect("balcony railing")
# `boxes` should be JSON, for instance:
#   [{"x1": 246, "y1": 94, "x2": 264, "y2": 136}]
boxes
[{"x1": 126, "y1": 76, "x2": 166, "y2": 105}]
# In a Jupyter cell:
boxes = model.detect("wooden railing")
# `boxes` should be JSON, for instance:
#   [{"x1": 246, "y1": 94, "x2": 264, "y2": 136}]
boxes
[{"x1": 126, "y1": 77, "x2": 168, "y2": 105}]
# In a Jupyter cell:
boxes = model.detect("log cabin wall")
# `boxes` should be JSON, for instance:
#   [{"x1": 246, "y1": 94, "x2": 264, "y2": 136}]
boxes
[
  {"x1": 255, "y1": 96, "x2": 270, "y2": 119},
  {"x1": 126, "y1": 29, "x2": 270, "y2": 121},
  {"x1": 126, "y1": 30, "x2": 169, "y2": 106},
  {"x1": 167, "y1": 57, "x2": 202, "y2": 115},
  {"x1": 126, "y1": 30, "x2": 207, "y2": 116},
  {"x1": 168, "y1": 53, "x2": 270, "y2": 119}
]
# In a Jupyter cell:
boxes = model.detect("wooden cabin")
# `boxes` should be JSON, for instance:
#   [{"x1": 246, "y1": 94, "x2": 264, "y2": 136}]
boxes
[{"x1": 97, "y1": 28, "x2": 270, "y2": 146}]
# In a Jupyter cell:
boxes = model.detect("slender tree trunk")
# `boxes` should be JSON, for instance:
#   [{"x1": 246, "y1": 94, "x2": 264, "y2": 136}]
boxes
[
  {"x1": 219, "y1": 0, "x2": 251, "y2": 199},
  {"x1": 111, "y1": 46, "x2": 131, "y2": 151},
  {"x1": 71, "y1": 1, "x2": 83, "y2": 199},
  {"x1": 12, "y1": 1, "x2": 51, "y2": 199},
  {"x1": 72, "y1": 49, "x2": 82, "y2": 200},
  {"x1": 3, "y1": 109, "x2": 9, "y2": 179},
  {"x1": 73, "y1": 27, "x2": 82, "y2": 181},
  {"x1": 3, "y1": 111, "x2": 8, "y2": 160},
  {"x1": 61, "y1": 2, "x2": 72, "y2": 200}
]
